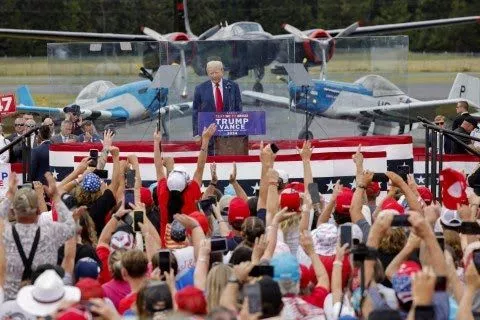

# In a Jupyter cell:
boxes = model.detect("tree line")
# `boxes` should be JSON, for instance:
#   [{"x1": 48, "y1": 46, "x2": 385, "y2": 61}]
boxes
[{"x1": 0, "y1": 0, "x2": 478, "y2": 56}]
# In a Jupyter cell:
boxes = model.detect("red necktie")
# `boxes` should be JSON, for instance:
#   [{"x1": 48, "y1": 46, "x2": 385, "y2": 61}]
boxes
[{"x1": 215, "y1": 83, "x2": 223, "y2": 112}]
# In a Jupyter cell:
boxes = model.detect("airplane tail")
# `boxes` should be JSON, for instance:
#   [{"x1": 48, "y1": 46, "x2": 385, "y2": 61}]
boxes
[
  {"x1": 448, "y1": 73, "x2": 480, "y2": 106},
  {"x1": 16, "y1": 85, "x2": 35, "y2": 106}
]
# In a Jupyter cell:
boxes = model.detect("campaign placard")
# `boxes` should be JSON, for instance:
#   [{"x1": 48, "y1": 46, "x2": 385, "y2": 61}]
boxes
[
  {"x1": 0, "y1": 94, "x2": 16, "y2": 116},
  {"x1": 198, "y1": 111, "x2": 266, "y2": 136}
]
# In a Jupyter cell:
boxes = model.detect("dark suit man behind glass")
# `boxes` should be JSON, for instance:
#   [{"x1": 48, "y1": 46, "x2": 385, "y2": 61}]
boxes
[
  {"x1": 192, "y1": 60, "x2": 242, "y2": 137},
  {"x1": 445, "y1": 101, "x2": 470, "y2": 153},
  {"x1": 31, "y1": 125, "x2": 51, "y2": 185}
]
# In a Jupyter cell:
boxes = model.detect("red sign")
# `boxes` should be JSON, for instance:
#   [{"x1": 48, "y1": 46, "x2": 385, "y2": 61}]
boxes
[{"x1": 0, "y1": 94, "x2": 16, "y2": 115}]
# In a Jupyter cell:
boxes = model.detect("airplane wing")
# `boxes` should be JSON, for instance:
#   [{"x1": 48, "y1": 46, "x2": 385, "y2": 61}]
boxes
[
  {"x1": 0, "y1": 29, "x2": 151, "y2": 42},
  {"x1": 155, "y1": 102, "x2": 193, "y2": 118},
  {"x1": 335, "y1": 98, "x2": 480, "y2": 120},
  {"x1": 242, "y1": 91, "x2": 290, "y2": 108},
  {"x1": 323, "y1": 16, "x2": 480, "y2": 37},
  {"x1": 16, "y1": 104, "x2": 116, "y2": 120}
]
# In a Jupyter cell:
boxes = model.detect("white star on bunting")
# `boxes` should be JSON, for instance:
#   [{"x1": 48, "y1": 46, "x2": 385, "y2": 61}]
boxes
[
  {"x1": 251, "y1": 182, "x2": 260, "y2": 195},
  {"x1": 52, "y1": 169, "x2": 59, "y2": 180},
  {"x1": 326, "y1": 180, "x2": 335, "y2": 191}
]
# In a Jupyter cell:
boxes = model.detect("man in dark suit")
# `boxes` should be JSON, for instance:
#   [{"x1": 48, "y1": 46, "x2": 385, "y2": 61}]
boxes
[
  {"x1": 445, "y1": 101, "x2": 470, "y2": 153},
  {"x1": 31, "y1": 125, "x2": 51, "y2": 185},
  {"x1": 192, "y1": 60, "x2": 242, "y2": 138},
  {"x1": 51, "y1": 120, "x2": 78, "y2": 144}
]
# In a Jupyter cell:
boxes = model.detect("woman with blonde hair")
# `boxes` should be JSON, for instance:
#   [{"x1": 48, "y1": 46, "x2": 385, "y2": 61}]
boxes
[{"x1": 205, "y1": 263, "x2": 232, "y2": 312}]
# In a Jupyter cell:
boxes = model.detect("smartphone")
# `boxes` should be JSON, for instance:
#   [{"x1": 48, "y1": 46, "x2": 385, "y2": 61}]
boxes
[
  {"x1": 89, "y1": 149, "x2": 99, "y2": 167},
  {"x1": 435, "y1": 276, "x2": 447, "y2": 291},
  {"x1": 249, "y1": 265, "x2": 274, "y2": 277},
  {"x1": 435, "y1": 232, "x2": 445, "y2": 251},
  {"x1": 133, "y1": 210, "x2": 143, "y2": 232},
  {"x1": 93, "y1": 169, "x2": 108, "y2": 179},
  {"x1": 211, "y1": 237, "x2": 228, "y2": 253},
  {"x1": 340, "y1": 225, "x2": 352, "y2": 247},
  {"x1": 158, "y1": 250, "x2": 171, "y2": 275},
  {"x1": 372, "y1": 173, "x2": 389, "y2": 183},
  {"x1": 308, "y1": 183, "x2": 321, "y2": 205},
  {"x1": 125, "y1": 169, "x2": 136, "y2": 189},
  {"x1": 244, "y1": 283, "x2": 262, "y2": 314},
  {"x1": 198, "y1": 199, "x2": 214, "y2": 216},
  {"x1": 396, "y1": 164, "x2": 410, "y2": 182},
  {"x1": 270, "y1": 143, "x2": 279, "y2": 154},
  {"x1": 124, "y1": 189, "x2": 135, "y2": 210},
  {"x1": 391, "y1": 215, "x2": 411, "y2": 227}
]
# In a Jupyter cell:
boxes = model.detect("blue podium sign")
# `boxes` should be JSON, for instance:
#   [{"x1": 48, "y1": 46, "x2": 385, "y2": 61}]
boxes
[{"x1": 198, "y1": 111, "x2": 266, "y2": 136}]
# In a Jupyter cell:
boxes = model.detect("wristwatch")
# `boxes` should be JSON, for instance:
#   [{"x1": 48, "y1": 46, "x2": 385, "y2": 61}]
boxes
[{"x1": 228, "y1": 274, "x2": 239, "y2": 283}]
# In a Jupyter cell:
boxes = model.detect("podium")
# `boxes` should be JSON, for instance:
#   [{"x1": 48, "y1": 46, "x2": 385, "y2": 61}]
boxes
[{"x1": 214, "y1": 136, "x2": 249, "y2": 155}]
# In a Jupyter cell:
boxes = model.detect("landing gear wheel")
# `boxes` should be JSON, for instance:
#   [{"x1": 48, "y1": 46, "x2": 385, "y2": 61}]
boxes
[{"x1": 298, "y1": 130, "x2": 313, "y2": 140}]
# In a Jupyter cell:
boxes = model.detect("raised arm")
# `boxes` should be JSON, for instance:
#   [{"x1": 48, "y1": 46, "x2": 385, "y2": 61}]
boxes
[
  {"x1": 298, "y1": 140, "x2": 314, "y2": 186},
  {"x1": 96, "y1": 129, "x2": 114, "y2": 170},
  {"x1": 107, "y1": 146, "x2": 121, "y2": 195},
  {"x1": 202, "y1": 163, "x2": 217, "y2": 199},
  {"x1": 136, "y1": 203, "x2": 160, "y2": 262},
  {"x1": 317, "y1": 180, "x2": 341, "y2": 226},
  {"x1": 229, "y1": 162, "x2": 248, "y2": 201},
  {"x1": 386, "y1": 171, "x2": 423, "y2": 213},
  {"x1": 33, "y1": 181, "x2": 48, "y2": 213},
  {"x1": 257, "y1": 142, "x2": 275, "y2": 210},
  {"x1": 300, "y1": 230, "x2": 329, "y2": 290},
  {"x1": 299, "y1": 193, "x2": 312, "y2": 233},
  {"x1": 266, "y1": 169, "x2": 280, "y2": 227},
  {"x1": 456, "y1": 263, "x2": 480, "y2": 320},
  {"x1": 263, "y1": 208, "x2": 295, "y2": 261},
  {"x1": 194, "y1": 239, "x2": 211, "y2": 291},
  {"x1": 154, "y1": 130, "x2": 166, "y2": 181},
  {"x1": 193, "y1": 123, "x2": 216, "y2": 186},
  {"x1": 58, "y1": 157, "x2": 90, "y2": 191},
  {"x1": 97, "y1": 206, "x2": 130, "y2": 248},
  {"x1": 213, "y1": 204, "x2": 230, "y2": 237},
  {"x1": 127, "y1": 154, "x2": 141, "y2": 204},
  {"x1": 350, "y1": 170, "x2": 373, "y2": 223},
  {"x1": 332, "y1": 243, "x2": 348, "y2": 304},
  {"x1": 174, "y1": 213, "x2": 206, "y2": 261}
]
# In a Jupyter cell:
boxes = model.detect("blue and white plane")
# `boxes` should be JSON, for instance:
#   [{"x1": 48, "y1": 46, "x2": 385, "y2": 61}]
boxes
[
  {"x1": 243, "y1": 69, "x2": 480, "y2": 138},
  {"x1": 15, "y1": 65, "x2": 193, "y2": 138}
]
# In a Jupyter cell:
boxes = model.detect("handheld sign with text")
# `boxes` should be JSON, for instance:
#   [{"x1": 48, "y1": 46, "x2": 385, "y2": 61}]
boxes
[
  {"x1": 0, "y1": 94, "x2": 16, "y2": 116},
  {"x1": 198, "y1": 111, "x2": 266, "y2": 136}
]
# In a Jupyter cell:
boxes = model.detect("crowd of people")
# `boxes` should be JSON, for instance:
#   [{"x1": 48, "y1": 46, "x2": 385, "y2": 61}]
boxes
[{"x1": 0, "y1": 109, "x2": 480, "y2": 320}]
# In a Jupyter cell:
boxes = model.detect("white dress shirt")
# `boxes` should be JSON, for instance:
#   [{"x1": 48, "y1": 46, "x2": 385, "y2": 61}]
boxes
[{"x1": 0, "y1": 135, "x2": 10, "y2": 164}]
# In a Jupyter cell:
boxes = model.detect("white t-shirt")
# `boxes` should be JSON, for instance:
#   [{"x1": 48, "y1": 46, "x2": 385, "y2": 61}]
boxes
[{"x1": 173, "y1": 246, "x2": 195, "y2": 277}]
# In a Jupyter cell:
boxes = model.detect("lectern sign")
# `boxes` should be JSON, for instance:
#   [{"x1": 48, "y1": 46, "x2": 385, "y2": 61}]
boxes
[{"x1": 198, "y1": 111, "x2": 266, "y2": 136}]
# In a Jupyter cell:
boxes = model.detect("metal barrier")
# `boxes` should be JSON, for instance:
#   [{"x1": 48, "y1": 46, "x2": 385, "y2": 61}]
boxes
[
  {"x1": 418, "y1": 116, "x2": 480, "y2": 203},
  {"x1": 0, "y1": 126, "x2": 40, "y2": 182}
]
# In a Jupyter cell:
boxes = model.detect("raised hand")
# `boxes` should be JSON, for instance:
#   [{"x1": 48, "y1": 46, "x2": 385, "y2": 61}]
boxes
[
  {"x1": 229, "y1": 162, "x2": 237, "y2": 183},
  {"x1": 202, "y1": 123, "x2": 217, "y2": 141},
  {"x1": 298, "y1": 140, "x2": 313, "y2": 161},
  {"x1": 352, "y1": 144, "x2": 363, "y2": 166}
]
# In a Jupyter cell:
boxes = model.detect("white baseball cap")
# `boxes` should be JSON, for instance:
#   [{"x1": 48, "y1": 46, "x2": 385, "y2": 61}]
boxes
[{"x1": 167, "y1": 167, "x2": 190, "y2": 192}]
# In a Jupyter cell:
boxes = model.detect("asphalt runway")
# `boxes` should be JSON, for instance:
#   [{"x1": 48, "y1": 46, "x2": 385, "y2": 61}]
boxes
[{"x1": 1, "y1": 71, "x2": 478, "y2": 144}]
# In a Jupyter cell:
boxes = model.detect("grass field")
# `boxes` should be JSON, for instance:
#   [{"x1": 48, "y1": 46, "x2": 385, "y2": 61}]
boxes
[{"x1": 0, "y1": 52, "x2": 479, "y2": 77}]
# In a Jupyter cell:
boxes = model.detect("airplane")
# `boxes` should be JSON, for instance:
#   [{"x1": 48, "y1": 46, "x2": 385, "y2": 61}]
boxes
[
  {"x1": 14, "y1": 65, "x2": 193, "y2": 140},
  {"x1": 0, "y1": 0, "x2": 478, "y2": 94}
]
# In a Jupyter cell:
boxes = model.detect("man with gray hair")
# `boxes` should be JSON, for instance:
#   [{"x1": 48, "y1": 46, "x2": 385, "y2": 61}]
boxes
[
  {"x1": 192, "y1": 60, "x2": 242, "y2": 138},
  {"x1": 51, "y1": 120, "x2": 78, "y2": 144}
]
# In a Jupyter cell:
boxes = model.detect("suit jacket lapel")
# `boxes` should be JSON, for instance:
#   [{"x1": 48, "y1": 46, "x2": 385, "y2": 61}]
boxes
[
  {"x1": 222, "y1": 79, "x2": 229, "y2": 111},
  {"x1": 206, "y1": 81, "x2": 215, "y2": 111}
]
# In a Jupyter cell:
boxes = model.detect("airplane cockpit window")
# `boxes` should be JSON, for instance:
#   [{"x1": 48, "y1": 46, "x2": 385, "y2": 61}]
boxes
[
  {"x1": 75, "y1": 80, "x2": 116, "y2": 103},
  {"x1": 235, "y1": 22, "x2": 263, "y2": 33},
  {"x1": 354, "y1": 75, "x2": 405, "y2": 97}
]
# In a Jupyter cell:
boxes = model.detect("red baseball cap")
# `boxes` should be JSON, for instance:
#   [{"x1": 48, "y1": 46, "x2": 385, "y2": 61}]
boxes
[
  {"x1": 366, "y1": 182, "x2": 380, "y2": 197},
  {"x1": 188, "y1": 211, "x2": 209, "y2": 234},
  {"x1": 280, "y1": 188, "x2": 301, "y2": 212},
  {"x1": 57, "y1": 307, "x2": 90, "y2": 320},
  {"x1": 417, "y1": 186, "x2": 433, "y2": 205},
  {"x1": 75, "y1": 278, "x2": 104, "y2": 301},
  {"x1": 381, "y1": 197, "x2": 405, "y2": 214},
  {"x1": 335, "y1": 187, "x2": 353, "y2": 214},
  {"x1": 175, "y1": 286, "x2": 207, "y2": 315},
  {"x1": 285, "y1": 181, "x2": 305, "y2": 193},
  {"x1": 228, "y1": 197, "x2": 250, "y2": 224},
  {"x1": 140, "y1": 187, "x2": 154, "y2": 207},
  {"x1": 441, "y1": 168, "x2": 468, "y2": 210}
]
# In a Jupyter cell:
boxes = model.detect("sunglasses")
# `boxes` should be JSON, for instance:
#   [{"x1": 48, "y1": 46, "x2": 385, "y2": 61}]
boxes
[
  {"x1": 25, "y1": 125, "x2": 36, "y2": 128},
  {"x1": 435, "y1": 122, "x2": 445, "y2": 125},
  {"x1": 14, "y1": 123, "x2": 24, "y2": 127}
]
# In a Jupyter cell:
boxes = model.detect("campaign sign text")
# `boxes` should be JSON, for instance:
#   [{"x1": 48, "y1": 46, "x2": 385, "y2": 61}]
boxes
[
  {"x1": 0, "y1": 94, "x2": 16, "y2": 115},
  {"x1": 198, "y1": 111, "x2": 266, "y2": 136}
]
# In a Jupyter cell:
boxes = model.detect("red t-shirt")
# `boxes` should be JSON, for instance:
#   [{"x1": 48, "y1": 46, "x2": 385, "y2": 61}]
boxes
[
  {"x1": 118, "y1": 292, "x2": 138, "y2": 315},
  {"x1": 301, "y1": 286, "x2": 329, "y2": 308},
  {"x1": 157, "y1": 178, "x2": 201, "y2": 247},
  {"x1": 96, "y1": 245, "x2": 111, "y2": 284}
]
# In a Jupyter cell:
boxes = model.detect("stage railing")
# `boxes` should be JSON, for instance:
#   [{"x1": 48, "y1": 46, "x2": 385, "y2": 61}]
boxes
[{"x1": 418, "y1": 116, "x2": 480, "y2": 203}]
